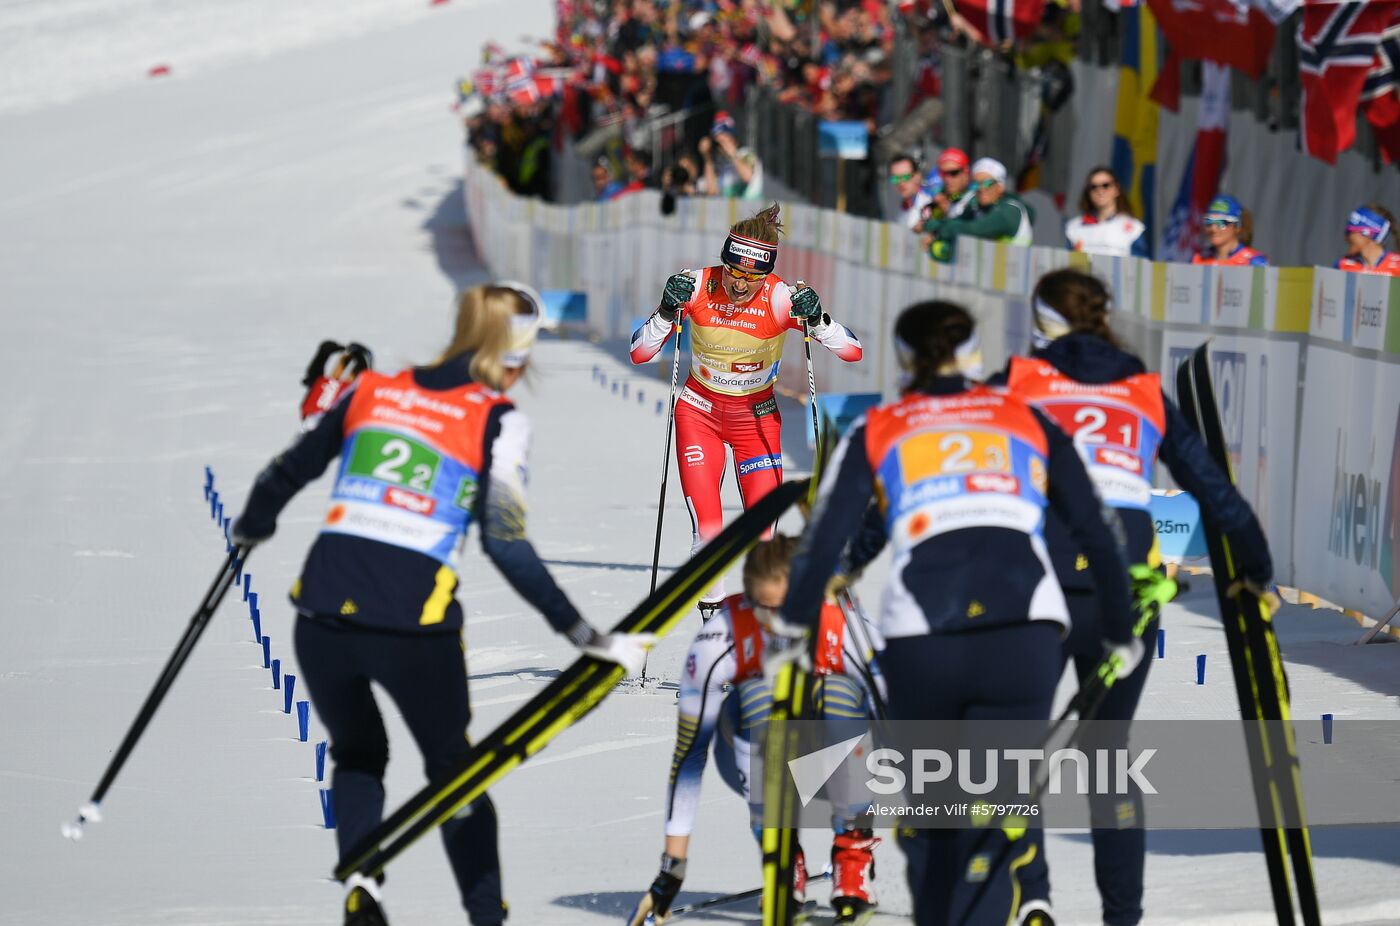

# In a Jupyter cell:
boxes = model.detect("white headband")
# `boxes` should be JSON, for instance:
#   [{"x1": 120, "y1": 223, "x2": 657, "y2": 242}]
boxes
[
  {"x1": 894, "y1": 328, "x2": 984, "y2": 389},
  {"x1": 495, "y1": 280, "x2": 544, "y2": 368},
  {"x1": 1031, "y1": 296, "x2": 1071, "y2": 350}
]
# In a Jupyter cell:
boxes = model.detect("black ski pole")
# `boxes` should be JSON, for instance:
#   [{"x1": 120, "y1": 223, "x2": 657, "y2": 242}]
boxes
[
  {"x1": 797, "y1": 294, "x2": 821, "y2": 466},
  {"x1": 643, "y1": 306, "x2": 687, "y2": 681},
  {"x1": 62, "y1": 546, "x2": 249, "y2": 840}
]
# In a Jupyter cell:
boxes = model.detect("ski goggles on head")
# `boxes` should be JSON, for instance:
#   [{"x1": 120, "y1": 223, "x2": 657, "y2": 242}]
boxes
[
  {"x1": 1346, "y1": 206, "x2": 1392, "y2": 242},
  {"x1": 721, "y1": 231, "x2": 777, "y2": 276},
  {"x1": 493, "y1": 279, "x2": 544, "y2": 368},
  {"x1": 724, "y1": 263, "x2": 768, "y2": 282}
]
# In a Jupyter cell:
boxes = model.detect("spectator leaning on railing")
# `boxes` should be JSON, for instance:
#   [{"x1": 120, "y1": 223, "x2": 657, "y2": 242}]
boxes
[
  {"x1": 1065, "y1": 166, "x2": 1149, "y2": 258},
  {"x1": 922, "y1": 157, "x2": 1035, "y2": 262},
  {"x1": 1336, "y1": 204, "x2": 1400, "y2": 276},
  {"x1": 889, "y1": 153, "x2": 935, "y2": 232},
  {"x1": 1193, "y1": 195, "x2": 1268, "y2": 267}
]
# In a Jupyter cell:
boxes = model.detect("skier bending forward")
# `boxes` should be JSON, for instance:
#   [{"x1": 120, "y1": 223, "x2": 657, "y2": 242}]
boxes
[{"x1": 628, "y1": 535, "x2": 886, "y2": 926}]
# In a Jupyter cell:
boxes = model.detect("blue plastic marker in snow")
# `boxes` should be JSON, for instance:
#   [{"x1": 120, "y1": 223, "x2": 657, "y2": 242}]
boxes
[
  {"x1": 242, "y1": 573, "x2": 251, "y2": 601},
  {"x1": 210, "y1": 491, "x2": 218, "y2": 519},
  {"x1": 1156, "y1": 628, "x2": 1165, "y2": 659},
  {"x1": 320, "y1": 788, "x2": 336, "y2": 829},
  {"x1": 622, "y1": 382, "x2": 629, "y2": 399},
  {"x1": 251, "y1": 607, "x2": 262, "y2": 644},
  {"x1": 260, "y1": 635, "x2": 271, "y2": 669},
  {"x1": 283, "y1": 675, "x2": 296, "y2": 714},
  {"x1": 655, "y1": 400, "x2": 663, "y2": 416},
  {"x1": 315, "y1": 741, "x2": 328, "y2": 781},
  {"x1": 1196, "y1": 654, "x2": 1206, "y2": 685},
  {"x1": 271, "y1": 658, "x2": 281, "y2": 689},
  {"x1": 611, "y1": 381, "x2": 618, "y2": 395},
  {"x1": 638, "y1": 390, "x2": 644, "y2": 404},
  {"x1": 1322, "y1": 713, "x2": 1334, "y2": 744},
  {"x1": 592, "y1": 364, "x2": 599, "y2": 380},
  {"x1": 248, "y1": 591, "x2": 258, "y2": 615},
  {"x1": 204, "y1": 466, "x2": 213, "y2": 500},
  {"x1": 297, "y1": 701, "x2": 310, "y2": 741}
]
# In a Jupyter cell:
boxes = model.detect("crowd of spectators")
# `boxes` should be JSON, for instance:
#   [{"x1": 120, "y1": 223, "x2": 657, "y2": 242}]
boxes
[
  {"x1": 459, "y1": 0, "x2": 1042, "y2": 205},
  {"x1": 886, "y1": 148, "x2": 1398, "y2": 274},
  {"x1": 460, "y1": 0, "x2": 1398, "y2": 276}
]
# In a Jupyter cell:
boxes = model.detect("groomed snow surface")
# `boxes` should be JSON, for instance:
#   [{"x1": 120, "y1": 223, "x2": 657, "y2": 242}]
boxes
[{"x1": 2, "y1": 2, "x2": 1399, "y2": 923}]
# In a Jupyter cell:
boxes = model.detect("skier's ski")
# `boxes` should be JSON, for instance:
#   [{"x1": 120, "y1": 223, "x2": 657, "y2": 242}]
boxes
[
  {"x1": 664, "y1": 872, "x2": 832, "y2": 922},
  {"x1": 335, "y1": 477, "x2": 809, "y2": 882},
  {"x1": 760, "y1": 658, "x2": 811, "y2": 926},
  {"x1": 1176, "y1": 342, "x2": 1320, "y2": 926}
]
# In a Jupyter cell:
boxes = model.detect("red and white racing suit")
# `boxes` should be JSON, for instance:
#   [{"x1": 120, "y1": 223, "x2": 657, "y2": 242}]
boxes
[{"x1": 630, "y1": 267, "x2": 862, "y2": 601}]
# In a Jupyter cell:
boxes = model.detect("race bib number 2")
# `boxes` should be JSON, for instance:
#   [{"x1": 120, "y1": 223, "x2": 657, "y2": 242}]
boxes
[
  {"x1": 348, "y1": 430, "x2": 441, "y2": 492},
  {"x1": 900, "y1": 430, "x2": 1010, "y2": 482}
]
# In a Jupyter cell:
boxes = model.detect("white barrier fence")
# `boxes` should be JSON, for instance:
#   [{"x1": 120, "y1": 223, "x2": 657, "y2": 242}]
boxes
[{"x1": 464, "y1": 157, "x2": 1400, "y2": 622}]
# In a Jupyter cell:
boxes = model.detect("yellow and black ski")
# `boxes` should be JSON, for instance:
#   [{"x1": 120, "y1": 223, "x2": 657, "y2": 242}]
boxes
[
  {"x1": 1176, "y1": 342, "x2": 1319, "y2": 926},
  {"x1": 761, "y1": 658, "x2": 812, "y2": 926},
  {"x1": 334, "y1": 477, "x2": 808, "y2": 883}
]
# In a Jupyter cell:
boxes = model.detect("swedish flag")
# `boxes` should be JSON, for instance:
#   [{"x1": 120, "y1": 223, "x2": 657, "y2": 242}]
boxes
[{"x1": 1111, "y1": 3, "x2": 1159, "y2": 258}]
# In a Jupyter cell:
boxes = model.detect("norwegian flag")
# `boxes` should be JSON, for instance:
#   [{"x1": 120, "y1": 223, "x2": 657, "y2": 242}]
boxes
[
  {"x1": 1299, "y1": 1, "x2": 1398, "y2": 164},
  {"x1": 952, "y1": 0, "x2": 1046, "y2": 46},
  {"x1": 502, "y1": 57, "x2": 536, "y2": 84},
  {"x1": 1361, "y1": 9, "x2": 1400, "y2": 162}
]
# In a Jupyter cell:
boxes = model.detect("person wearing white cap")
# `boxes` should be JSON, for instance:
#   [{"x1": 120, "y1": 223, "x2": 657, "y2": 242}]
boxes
[
  {"x1": 231, "y1": 282, "x2": 655, "y2": 926},
  {"x1": 922, "y1": 156, "x2": 1035, "y2": 260}
]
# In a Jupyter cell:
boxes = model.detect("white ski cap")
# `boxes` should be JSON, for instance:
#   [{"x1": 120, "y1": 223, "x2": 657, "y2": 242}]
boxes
[
  {"x1": 970, "y1": 157, "x2": 1007, "y2": 185},
  {"x1": 495, "y1": 280, "x2": 544, "y2": 368}
]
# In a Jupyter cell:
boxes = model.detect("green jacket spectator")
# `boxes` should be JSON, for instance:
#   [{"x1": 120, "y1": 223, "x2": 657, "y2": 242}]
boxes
[{"x1": 924, "y1": 157, "x2": 1034, "y2": 261}]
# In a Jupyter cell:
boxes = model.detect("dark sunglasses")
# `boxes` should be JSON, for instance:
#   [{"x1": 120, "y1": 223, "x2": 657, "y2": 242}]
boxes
[
  {"x1": 1203, "y1": 218, "x2": 1239, "y2": 229},
  {"x1": 971, "y1": 178, "x2": 1000, "y2": 191},
  {"x1": 1088, "y1": 180, "x2": 1117, "y2": 192},
  {"x1": 940, "y1": 167, "x2": 966, "y2": 177},
  {"x1": 889, "y1": 172, "x2": 916, "y2": 184}
]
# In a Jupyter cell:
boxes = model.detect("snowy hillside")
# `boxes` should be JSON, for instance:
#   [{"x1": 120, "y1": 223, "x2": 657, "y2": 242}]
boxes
[{"x1": 1, "y1": 2, "x2": 1398, "y2": 924}]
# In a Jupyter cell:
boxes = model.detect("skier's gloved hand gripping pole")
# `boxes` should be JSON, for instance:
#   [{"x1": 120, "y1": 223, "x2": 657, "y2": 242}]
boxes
[
  {"x1": 649, "y1": 271, "x2": 695, "y2": 599},
  {"x1": 789, "y1": 281, "x2": 823, "y2": 457},
  {"x1": 62, "y1": 544, "x2": 251, "y2": 840},
  {"x1": 643, "y1": 272, "x2": 695, "y2": 679}
]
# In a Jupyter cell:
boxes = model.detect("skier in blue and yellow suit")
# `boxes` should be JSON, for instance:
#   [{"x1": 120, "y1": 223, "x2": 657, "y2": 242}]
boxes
[
  {"x1": 1002, "y1": 268, "x2": 1273, "y2": 926},
  {"x1": 232, "y1": 283, "x2": 655, "y2": 926},
  {"x1": 779, "y1": 299, "x2": 1138, "y2": 926}
]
